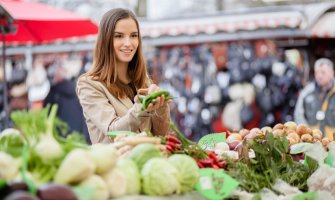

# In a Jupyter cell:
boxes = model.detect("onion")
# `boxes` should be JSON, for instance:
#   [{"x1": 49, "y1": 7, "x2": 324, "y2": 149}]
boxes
[{"x1": 227, "y1": 140, "x2": 241, "y2": 150}]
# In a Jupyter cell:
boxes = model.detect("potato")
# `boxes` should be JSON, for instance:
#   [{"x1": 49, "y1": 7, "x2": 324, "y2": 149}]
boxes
[{"x1": 300, "y1": 134, "x2": 313, "y2": 143}]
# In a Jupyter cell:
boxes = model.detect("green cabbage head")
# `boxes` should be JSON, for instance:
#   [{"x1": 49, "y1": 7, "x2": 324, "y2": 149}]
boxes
[
  {"x1": 116, "y1": 159, "x2": 141, "y2": 195},
  {"x1": 168, "y1": 154, "x2": 200, "y2": 193},
  {"x1": 128, "y1": 143, "x2": 162, "y2": 171},
  {"x1": 141, "y1": 158, "x2": 180, "y2": 196}
]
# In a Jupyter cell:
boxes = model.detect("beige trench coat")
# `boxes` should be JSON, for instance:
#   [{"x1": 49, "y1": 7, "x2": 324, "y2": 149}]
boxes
[{"x1": 76, "y1": 75, "x2": 171, "y2": 144}]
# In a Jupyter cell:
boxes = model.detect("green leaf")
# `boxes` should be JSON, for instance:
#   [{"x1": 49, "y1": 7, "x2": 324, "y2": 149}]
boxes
[
  {"x1": 106, "y1": 130, "x2": 136, "y2": 139},
  {"x1": 0, "y1": 179, "x2": 7, "y2": 190},
  {"x1": 21, "y1": 145, "x2": 37, "y2": 195}
]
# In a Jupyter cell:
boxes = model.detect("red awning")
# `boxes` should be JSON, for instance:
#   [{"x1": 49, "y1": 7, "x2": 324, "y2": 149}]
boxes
[
  {"x1": 0, "y1": 0, "x2": 98, "y2": 45},
  {"x1": 311, "y1": 11, "x2": 335, "y2": 38},
  {"x1": 140, "y1": 11, "x2": 305, "y2": 38}
]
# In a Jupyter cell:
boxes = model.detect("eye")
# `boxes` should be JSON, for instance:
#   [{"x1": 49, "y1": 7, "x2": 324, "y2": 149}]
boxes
[
  {"x1": 131, "y1": 33, "x2": 138, "y2": 38},
  {"x1": 114, "y1": 34, "x2": 123, "y2": 38}
]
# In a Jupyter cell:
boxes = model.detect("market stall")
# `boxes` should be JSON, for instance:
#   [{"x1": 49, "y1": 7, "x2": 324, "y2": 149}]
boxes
[{"x1": 0, "y1": 100, "x2": 334, "y2": 199}]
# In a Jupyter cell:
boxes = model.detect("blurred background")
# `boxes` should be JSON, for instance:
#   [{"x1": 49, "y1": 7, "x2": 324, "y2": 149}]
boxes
[{"x1": 1, "y1": 0, "x2": 335, "y2": 141}]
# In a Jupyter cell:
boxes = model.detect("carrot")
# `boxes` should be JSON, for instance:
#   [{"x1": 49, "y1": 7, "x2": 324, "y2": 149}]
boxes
[
  {"x1": 116, "y1": 145, "x2": 132, "y2": 156},
  {"x1": 114, "y1": 134, "x2": 128, "y2": 142},
  {"x1": 112, "y1": 141, "x2": 127, "y2": 149},
  {"x1": 123, "y1": 136, "x2": 161, "y2": 146}
]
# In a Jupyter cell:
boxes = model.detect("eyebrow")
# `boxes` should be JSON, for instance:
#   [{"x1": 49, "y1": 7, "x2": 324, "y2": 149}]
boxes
[{"x1": 114, "y1": 31, "x2": 138, "y2": 34}]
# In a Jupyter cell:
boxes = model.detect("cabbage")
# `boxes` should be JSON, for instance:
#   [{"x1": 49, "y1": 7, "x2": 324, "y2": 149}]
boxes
[
  {"x1": 141, "y1": 158, "x2": 180, "y2": 196},
  {"x1": 168, "y1": 154, "x2": 200, "y2": 193},
  {"x1": 128, "y1": 143, "x2": 162, "y2": 170},
  {"x1": 116, "y1": 159, "x2": 141, "y2": 195},
  {"x1": 79, "y1": 174, "x2": 109, "y2": 200}
]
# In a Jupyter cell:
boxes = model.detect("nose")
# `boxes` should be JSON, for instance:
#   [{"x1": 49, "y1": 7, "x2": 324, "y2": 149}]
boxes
[{"x1": 123, "y1": 36, "x2": 131, "y2": 46}]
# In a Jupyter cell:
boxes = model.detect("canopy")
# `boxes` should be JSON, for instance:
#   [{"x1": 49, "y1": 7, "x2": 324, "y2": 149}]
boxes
[
  {"x1": 0, "y1": 0, "x2": 98, "y2": 45},
  {"x1": 310, "y1": 11, "x2": 335, "y2": 38},
  {"x1": 141, "y1": 11, "x2": 304, "y2": 38}
]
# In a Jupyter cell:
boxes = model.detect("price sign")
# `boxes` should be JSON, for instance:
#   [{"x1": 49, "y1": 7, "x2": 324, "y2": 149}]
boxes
[
  {"x1": 293, "y1": 192, "x2": 316, "y2": 200},
  {"x1": 195, "y1": 168, "x2": 239, "y2": 200},
  {"x1": 289, "y1": 143, "x2": 313, "y2": 154},
  {"x1": 325, "y1": 151, "x2": 335, "y2": 167},
  {"x1": 198, "y1": 133, "x2": 226, "y2": 151}
]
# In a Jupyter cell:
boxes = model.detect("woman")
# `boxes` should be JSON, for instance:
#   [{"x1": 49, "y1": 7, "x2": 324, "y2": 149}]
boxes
[{"x1": 76, "y1": 8, "x2": 171, "y2": 144}]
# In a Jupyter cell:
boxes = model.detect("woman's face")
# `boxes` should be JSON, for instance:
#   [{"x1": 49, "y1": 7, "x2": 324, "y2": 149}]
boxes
[
  {"x1": 315, "y1": 64, "x2": 334, "y2": 88},
  {"x1": 113, "y1": 17, "x2": 139, "y2": 66}
]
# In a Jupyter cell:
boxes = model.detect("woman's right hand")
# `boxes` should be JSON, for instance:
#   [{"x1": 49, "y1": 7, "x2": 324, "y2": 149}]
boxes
[{"x1": 136, "y1": 84, "x2": 171, "y2": 112}]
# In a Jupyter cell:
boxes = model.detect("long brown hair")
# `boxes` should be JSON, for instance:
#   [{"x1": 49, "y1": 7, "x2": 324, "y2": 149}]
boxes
[{"x1": 88, "y1": 8, "x2": 149, "y2": 99}]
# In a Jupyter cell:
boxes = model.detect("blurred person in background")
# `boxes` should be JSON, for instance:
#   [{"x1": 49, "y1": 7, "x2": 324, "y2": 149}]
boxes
[
  {"x1": 26, "y1": 59, "x2": 50, "y2": 110},
  {"x1": 44, "y1": 59, "x2": 90, "y2": 143},
  {"x1": 76, "y1": 8, "x2": 171, "y2": 144},
  {"x1": 294, "y1": 58, "x2": 335, "y2": 141}
]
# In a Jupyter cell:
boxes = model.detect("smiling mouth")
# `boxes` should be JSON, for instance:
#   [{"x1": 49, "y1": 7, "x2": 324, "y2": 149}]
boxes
[{"x1": 121, "y1": 49, "x2": 133, "y2": 53}]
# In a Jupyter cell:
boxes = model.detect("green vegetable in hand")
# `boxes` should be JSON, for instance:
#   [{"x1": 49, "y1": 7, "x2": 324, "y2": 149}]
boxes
[{"x1": 140, "y1": 90, "x2": 173, "y2": 111}]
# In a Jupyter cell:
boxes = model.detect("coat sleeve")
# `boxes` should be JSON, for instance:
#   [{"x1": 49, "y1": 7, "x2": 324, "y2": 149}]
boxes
[
  {"x1": 294, "y1": 83, "x2": 314, "y2": 124},
  {"x1": 151, "y1": 105, "x2": 171, "y2": 136},
  {"x1": 76, "y1": 76, "x2": 152, "y2": 136}
]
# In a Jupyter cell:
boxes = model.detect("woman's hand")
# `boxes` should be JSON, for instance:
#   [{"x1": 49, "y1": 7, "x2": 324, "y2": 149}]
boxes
[{"x1": 135, "y1": 84, "x2": 171, "y2": 112}]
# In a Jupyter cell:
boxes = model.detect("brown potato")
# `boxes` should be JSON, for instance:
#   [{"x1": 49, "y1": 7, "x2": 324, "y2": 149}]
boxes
[
  {"x1": 287, "y1": 136, "x2": 298, "y2": 145},
  {"x1": 296, "y1": 124, "x2": 312, "y2": 136},
  {"x1": 273, "y1": 123, "x2": 284, "y2": 130},
  {"x1": 284, "y1": 121, "x2": 297, "y2": 132},
  {"x1": 287, "y1": 132, "x2": 300, "y2": 142},
  {"x1": 261, "y1": 126, "x2": 272, "y2": 135},
  {"x1": 312, "y1": 129, "x2": 323, "y2": 139},
  {"x1": 272, "y1": 129, "x2": 284, "y2": 138},
  {"x1": 300, "y1": 134, "x2": 313, "y2": 143}
]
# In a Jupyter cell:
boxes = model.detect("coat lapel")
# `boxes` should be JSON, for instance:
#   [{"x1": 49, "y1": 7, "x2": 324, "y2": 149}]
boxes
[{"x1": 118, "y1": 97, "x2": 134, "y2": 110}]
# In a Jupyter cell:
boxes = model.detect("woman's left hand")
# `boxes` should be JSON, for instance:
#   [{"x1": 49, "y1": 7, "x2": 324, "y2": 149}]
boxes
[{"x1": 139, "y1": 84, "x2": 170, "y2": 112}]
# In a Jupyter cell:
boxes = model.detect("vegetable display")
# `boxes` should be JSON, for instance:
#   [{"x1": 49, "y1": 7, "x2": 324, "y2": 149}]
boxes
[
  {"x1": 1, "y1": 102, "x2": 335, "y2": 199},
  {"x1": 0, "y1": 104, "x2": 201, "y2": 199}
]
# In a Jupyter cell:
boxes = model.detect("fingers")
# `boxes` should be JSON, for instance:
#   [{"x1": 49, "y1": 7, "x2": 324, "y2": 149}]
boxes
[
  {"x1": 145, "y1": 95, "x2": 169, "y2": 112},
  {"x1": 148, "y1": 84, "x2": 160, "y2": 94},
  {"x1": 137, "y1": 84, "x2": 159, "y2": 95},
  {"x1": 137, "y1": 88, "x2": 148, "y2": 95}
]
